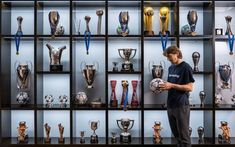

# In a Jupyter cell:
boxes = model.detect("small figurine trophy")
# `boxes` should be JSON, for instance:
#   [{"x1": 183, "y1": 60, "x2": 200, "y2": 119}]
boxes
[
  {"x1": 199, "y1": 91, "x2": 206, "y2": 107},
  {"x1": 17, "y1": 121, "x2": 28, "y2": 143},
  {"x1": 58, "y1": 123, "x2": 65, "y2": 143},
  {"x1": 152, "y1": 121, "x2": 163, "y2": 144},
  {"x1": 131, "y1": 80, "x2": 139, "y2": 107},
  {"x1": 218, "y1": 121, "x2": 230, "y2": 143},
  {"x1": 46, "y1": 43, "x2": 66, "y2": 71},
  {"x1": 144, "y1": 7, "x2": 154, "y2": 35},
  {"x1": 111, "y1": 132, "x2": 117, "y2": 143},
  {"x1": 110, "y1": 80, "x2": 118, "y2": 107},
  {"x1": 44, "y1": 123, "x2": 51, "y2": 143},
  {"x1": 192, "y1": 52, "x2": 200, "y2": 72},
  {"x1": 80, "y1": 131, "x2": 85, "y2": 143},
  {"x1": 90, "y1": 121, "x2": 99, "y2": 143}
]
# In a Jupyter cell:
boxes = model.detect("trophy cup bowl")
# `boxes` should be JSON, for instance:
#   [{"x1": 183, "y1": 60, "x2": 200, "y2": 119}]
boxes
[
  {"x1": 90, "y1": 121, "x2": 99, "y2": 143},
  {"x1": 199, "y1": 91, "x2": 206, "y2": 107},
  {"x1": 118, "y1": 48, "x2": 137, "y2": 72},
  {"x1": 144, "y1": 7, "x2": 154, "y2": 35},
  {"x1": 116, "y1": 118, "x2": 134, "y2": 143},
  {"x1": 197, "y1": 126, "x2": 204, "y2": 142},
  {"x1": 192, "y1": 52, "x2": 200, "y2": 72},
  {"x1": 219, "y1": 64, "x2": 232, "y2": 89},
  {"x1": 49, "y1": 11, "x2": 60, "y2": 36},
  {"x1": 187, "y1": 10, "x2": 198, "y2": 36},
  {"x1": 159, "y1": 7, "x2": 170, "y2": 35},
  {"x1": 17, "y1": 121, "x2": 28, "y2": 143},
  {"x1": 75, "y1": 92, "x2": 88, "y2": 105},
  {"x1": 225, "y1": 16, "x2": 233, "y2": 35},
  {"x1": 16, "y1": 92, "x2": 30, "y2": 104},
  {"x1": 117, "y1": 11, "x2": 130, "y2": 37},
  {"x1": 148, "y1": 61, "x2": 165, "y2": 79}
]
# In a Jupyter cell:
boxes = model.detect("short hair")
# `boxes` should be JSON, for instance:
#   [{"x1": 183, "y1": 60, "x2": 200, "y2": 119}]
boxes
[{"x1": 163, "y1": 45, "x2": 183, "y2": 59}]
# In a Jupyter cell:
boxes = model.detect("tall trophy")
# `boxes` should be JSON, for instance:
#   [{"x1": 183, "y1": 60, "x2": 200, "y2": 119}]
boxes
[
  {"x1": 81, "y1": 61, "x2": 99, "y2": 88},
  {"x1": 131, "y1": 80, "x2": 139, "y2": 107},
  {"x1": 80, "y1": 131, "x2": 85, "y2": 143},
  {"x1": 15, "y1": 16, "x2": 23, "y2": 55},
  {"x1": 17, "y1": 121, "x2": 28, "y2": 143},
  {"x1": 187, "y1": 10, "x2": 198, "y2": 36},
  {"x1": 197, "y1": 126, "x2": 204, "y2": 143},
  {"x1": 58, "y1": 123, "x2": 64, "y2": 143},
  {"x1": 225, "y1": 16, "x2": 233, "y2": 35},
  {"x1": 110, "y1": 80, "x2": 118, "y2": 107},
  {"x1": 218, "y1": 63, "x2": 233, "y2": 89},
  {"x1": 46, "y1": 43, "x2": 66, "y2": 71},
  {"x1": 144, "y1": 7, "x2": 154, "y2": 35},
  {"x1": 15, "y1": 61, "x2": 32, "y2": 90},
  {"x1": 152, "y1": 121, "x2": 163, "y2": 144},
  {"x1": 96, "y1": 9, "x2": 103, "y2": 35},
  {"x1": 89, "y1": 120, "x2": 100, "y2": 143},
  {"x1": 192, "y1": 52, "x2": 200, "y2": 72},
  {"x1": 148, "y1": 61, "x2": 165, "y2": 79},
  {"x1": 48, "y1": 11, "x2": 64, "y2": 36},
  {"x1": 118, "y1": 48, "x2": 137, "y2": 72},
  {"x1": 120, "y1": 80, "x2": 129, "y2": 108},
  {"x1": 199, "y1": 91, "x2": 206, "y2": 107},
  {"x1": 117, "y1": 118, "x2": 134, "y2": 143},
  {"x1": 218, "y1": 121, "x2": 230, "y2": 143},
  {"x1": 44, "y1": 123, "x2": 51, "y2": 143},
  {"x1": 159, "y1": 7, "x2": 170, "y2": 35},
  {"x1": 117, "y1": 11, "x2": 130, "y2": 37}
]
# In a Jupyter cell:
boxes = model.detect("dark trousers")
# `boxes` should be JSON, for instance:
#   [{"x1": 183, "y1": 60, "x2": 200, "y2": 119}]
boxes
[{"x1": 167, "y1": 105, "x2": 191, "y2": 147}]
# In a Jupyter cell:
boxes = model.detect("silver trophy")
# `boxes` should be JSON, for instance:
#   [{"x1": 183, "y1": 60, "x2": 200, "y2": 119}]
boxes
[
  {"x1": 89, "y1": 120, "x2": 100, "y2": 143},
  {"x1": 118, "y1": 48, "x2": 137, "y2": 72},
  {"x1": 197, "y1": 126, "x2": 204, "y2": 143},
  {"x1": 44, "y1": 123, "x2": 51, "y2": 143},
  {"x1": 148, "y1": 61, "x2": 165, "y2": 79},
  {"x1": 215, "y1": 92, "x2": 222, "y2": 107},
  {"x1": 85, "y1": 16, "x2": 91, "y2": 33},
  {"x1": 187, "y1": 10, "x2": 198, "y2": 36},
  {"x1": 225, "y1": 16, "x2": 233, "y2": 35},
  {"x1": 117, "y1": 118, "x2": 134, "y2": 143},
  {"x1": 59, "y1": 95, "x2": 68, "y2": 108},
  {"x1": 117, "y1": 11, "x2": 130, "y2": 37},
  {"x1": 45, "y1": 95, "x2": 54, "y2": 108},
  {"x1": 16, "y1": 92, "x2": 30, "y2": 104},
  {"x1": 192, "y1": 52, "x2": 200, "y2": 72},
  {"x1": 80, "y1": 131, "x2": 85, "y2": 143},
  {"x1": 17, "y1": 16, "x2": 23, "y2": 32},
  {"x1": 112, "y1": 62, "x2": 119, "y2": 72},
  {"x1": 81, "y1": 61, "x2": 99, "y2": 88},
  {"x1": 199, "y1": 91, "x2": 206, "y2": 107},
  {"x1": 75, "y1": 92, "x2": 88, "y2": 105},
  {"x1": 48, "y1": 11, "x2": 64, "y2": 36},
  {"x1": 218, "y1": 63, "x2": 233, "y2": 89},
  {"x1": 96, "y1": 9, "x2": 103, "y2": 35},
  {"x1": 15, "y1": 61, "x2": 32, "y2": 90},
  {"x1": 111, "y1": 132, "x2": 117, "y2": 143},
  {"x1": 46, "y1": 43, "x2": 66, "y2": 71}
]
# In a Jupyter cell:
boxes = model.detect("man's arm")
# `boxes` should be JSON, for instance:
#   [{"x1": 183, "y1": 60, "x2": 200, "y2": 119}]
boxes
[{"x1": 159, "y1": 82, "x2": 193, "y2": 92}]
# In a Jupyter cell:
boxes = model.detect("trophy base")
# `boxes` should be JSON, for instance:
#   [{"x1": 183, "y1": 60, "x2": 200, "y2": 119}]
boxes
[
  {"x1": 218, "y1": 134, "x2": 230, "y2": 144},
  {"x1": 110, "y1": 100, "x2": 118, "y2": 107},
  {"x1": 153, "y1": 137, "x2": 163, "y2": 144},
  {"x1": 111, "y1": 137, "x2": 117, "y2": 143},
  {"x1": 58, "y1": 138, "x2": 65, "y2": 143},
  {"x1": 131, "y1": 100, "x2": 139, "y2": 107},
  {"x1": 120, "y1": 133, "x2": 131, "y2": 143},
  {"x1": 44, "y1": 138, "x2": 51, "y2": 143},
  {"x1": 17, "y1": 135, "x2": 29, "y2": 144},
  {"x1": 80, "y1": 138, "x2": 85, "y2": 144},
  {"x1": 90, "y1": 135, "x2": 98, "y2": 143},
  {"x1": 121, "y1": 63, "x2": 134, "y2": 72},
  {"x1": 144, "y1": 30, "x2": 154, "y2": 36},
  {"x1": 50, "y1": 65, "x2": 63, "y2": 72}
]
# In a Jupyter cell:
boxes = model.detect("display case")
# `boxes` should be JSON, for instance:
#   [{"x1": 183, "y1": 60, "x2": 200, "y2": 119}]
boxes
[{"x1": 1, "y1": 0, "x2": 235, "y2": 147}]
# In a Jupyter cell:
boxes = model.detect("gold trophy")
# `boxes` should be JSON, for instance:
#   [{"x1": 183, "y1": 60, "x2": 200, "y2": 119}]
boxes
[
  {"x1": 159, "y1": 7, "x2": 170, "y2": 35},
  {"x1": 17, "y1": 121, "x2": 28, "y2": 143},
  {"x1": 218, "y1": 121, "x2": 230, "y2": 143},
  {"x1": 144, "y1": 7, "x2": 154, "y2": 35},
  {"x1": 152, "y1": 121, "x2": 163, "y2": 144}
]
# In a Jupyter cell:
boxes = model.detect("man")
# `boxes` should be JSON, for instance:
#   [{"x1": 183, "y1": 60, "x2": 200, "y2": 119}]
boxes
[{"x1": 160, "y1": 45, "x2": 195, "y2": 147}]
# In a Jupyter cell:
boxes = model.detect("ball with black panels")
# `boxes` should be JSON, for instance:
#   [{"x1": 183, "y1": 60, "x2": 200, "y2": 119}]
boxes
[{"x1": 149, "y1": 78, "x2": 165, "y2": 93}]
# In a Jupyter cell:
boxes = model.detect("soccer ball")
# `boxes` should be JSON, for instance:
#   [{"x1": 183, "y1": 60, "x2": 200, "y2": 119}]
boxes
[
  {"x1": 149, "y1": 78, "x2": 165, "y2": 93},
  {"x1": 16, "y1": 92, "x2": 30, "y2": 104},
  {"x1": 59, "y1": 95, "x2": 68, "y2": 104}
]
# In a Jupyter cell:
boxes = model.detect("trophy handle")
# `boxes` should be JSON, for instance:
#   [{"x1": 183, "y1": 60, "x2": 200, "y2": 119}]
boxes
[
  {"x1": 80, "y1": 61, "x2": 86, "y2": 74},
  {"x1": 46, "y1": 43, "x2": 53, "y2": 51},
  {"x1": 93, "y1": 61, "x2": 99, "y2": 72},
  {"x1": 118, "y1": 49, "x2": 125, "y2": 60},
  {"x1": 129, "y1": 49, "x2": 137, "y2": 60},
  {"x1": 116, "y1": 120, "x2": 123, "y2": 131},
  {"x1": 148, "y1": 60, "x2": 154, "y2": 74},
  {"x1": 127, "y1": 120, "x2": 134, "y2": 131}
]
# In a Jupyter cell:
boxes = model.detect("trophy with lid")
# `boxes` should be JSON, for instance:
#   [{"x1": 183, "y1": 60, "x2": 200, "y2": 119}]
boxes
[
  {"x1": 116, "y1": 118, "x2": 134, "y2": 143},
  {"x1": 118, "y1": 48, "x2": 137, "y2": 72}
]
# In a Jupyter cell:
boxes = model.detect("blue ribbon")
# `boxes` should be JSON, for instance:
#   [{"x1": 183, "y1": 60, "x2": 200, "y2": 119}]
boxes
[
  {"x1": 84, "y1": 31, "x2": 91, "y2": 55},
  {"x1": 160, "y1": 32, "x2": 168, "y2": 52},
  {"x1": 123, "y1": 87, "x2": 128, "y2": 111},
  {"x1": 15, "y1": 31, "x2": 23, "y2": 55},
  {"x1": 228, "y1": 34, "x2": 234, "y2": 55}
]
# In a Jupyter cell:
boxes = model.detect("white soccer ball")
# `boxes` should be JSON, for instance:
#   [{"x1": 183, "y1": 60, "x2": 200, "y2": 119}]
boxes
[{"x1": 149, "y1": 78, "x2": 165, "y2": 93}]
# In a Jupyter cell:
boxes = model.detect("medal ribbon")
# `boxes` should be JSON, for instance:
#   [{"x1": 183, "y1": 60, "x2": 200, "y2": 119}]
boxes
[
  {"x1": 15, "y1": 31, "x2": 23, "y2": 55},
  {"x1": 84, "y1": 31, "x2": 91, "y2": 55},
  {"x1": 228, "y1": 34, "x2": 234, "y2": 55},
  {"x1": 160, "y1": 32, "x2": 168, "y2": 52},
  {"x1": 123, "y1": 87, "x2": 128, "y2": 111}
]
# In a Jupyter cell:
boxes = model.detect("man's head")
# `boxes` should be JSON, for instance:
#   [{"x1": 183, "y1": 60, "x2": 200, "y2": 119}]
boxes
[{"x1": 163, "y1": 45, "x2": 182, "y2": 64}]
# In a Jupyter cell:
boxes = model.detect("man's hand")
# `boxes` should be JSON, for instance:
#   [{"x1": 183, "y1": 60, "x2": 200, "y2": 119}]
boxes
[{"x1": 159, "y1": 82, "x2": 173, "y2": 91}]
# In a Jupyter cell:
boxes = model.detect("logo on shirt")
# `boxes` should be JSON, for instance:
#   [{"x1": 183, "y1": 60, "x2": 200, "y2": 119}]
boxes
[{"x1": 169, "y1": 74, "x2": 180, "y2": 78}]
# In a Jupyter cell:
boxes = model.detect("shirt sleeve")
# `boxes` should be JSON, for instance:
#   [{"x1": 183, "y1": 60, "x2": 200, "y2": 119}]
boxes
[{"x1": 183, "y1": 65, "x2": 195, "y2": 84}]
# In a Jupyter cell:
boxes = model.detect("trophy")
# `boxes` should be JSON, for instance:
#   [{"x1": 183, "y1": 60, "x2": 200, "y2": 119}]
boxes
[
  {"x1": 120, "y1": 80, "x2": 129, "y2": 108},
  {"x1": 16, "y1": 92, "x2": 30, "y2": 104},
  {"x1": 58, "y1": 123, "x2": 64, "y2": 143},
  {"x1": 192, "y1": 52, "x2": 200, "y2": 72},
  {"x1": 89, "y1": 120, "x2": 100, "y2": 143},
  {"x1": 218, "y1": 121, "x2": 230, "y2": 143},
  {"x1": 131, "y1": 80, "x2": 139, "y2": 107},
  {"x1": 199, "y1": 91, "x2": 206, "y2": 107},
  {"x1": 15, "y1": 16, "x2": 23, "y2": 55},
  {"x1": 46, "y1": 43, "x2": 66, "y2": 71},
  {"x1": 118, "y1": 48, "x2": 137, "y2": 72},
  {"x1": 48, "y1": 11, "x2": 64, "y2": 36},
  {"x1": 75, "y1": 92, "x2": 88, "y2": 105},
  {"x1": 80, "y1": 131, "x2": 85, "y2": 143},
  {"x1": 144, "y1": 7, "x2": 154, "y2": 35},
  {"x1": 159, "y1": 7, "x2": 170, "y2": 35},
  {"x1": 197, "y1": 126, "x2": 204, "y2": 143},
  {"x1": 148, "y1": 61, "x2": 165, "y2": 79},
  {"x1": 15, "y1": 61, "x2": 32, "y2": 90},
  {"x1": 152, "y1": 121, "x2": 163, "y2": 144},
  {"x1": 225, "y1": 16, "x2": 233, "y2": 35},
  {"x1": 187, "y1": 10, "x2": 198, "y2": 36},
  {"x1": 112, "y1": 62, "x2": 119, "y2": 72},
  {"x1": 215, "y1": 92, "x2": 223, "y2": 107},
  {"x1": 44, "y1": 123, "x2": 51, "y2": 143},
  {"x1": 59, "y1": 95, "x2": 68, "y2": 108},
  {"x1": 110, "y1": 80, "x2": 118, "y2": 107},
  {"x1": 117, "y1": 118, "x2": 134, "y2": 143},
  {"x1": 96, "y1": 9, "x2": 103, "y2": 35},
  {"x1": 117, "y1": 11, "x2": 130, "y2": 37},
  {"x1": 111, "y1": 132, "x2": 117, "y2": 143},
  {"x1": 218, "y1": 63, "x2": 233, "y2": 89},
  {"x1": 17, "y1": 121, "x2": 28, "y2": 143},
  {"x1": 45, "y1": 95, "x2": 54, "y2": 108},
  {"x1": 231, "y1": 94, "x2": 235, "y2": 107},
  {"x1": 189, "y1": 127, "x2": 192, "y2": 137},
  {"x1": 81, "y1": 61, "x2": 99, "y2": 88}
]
